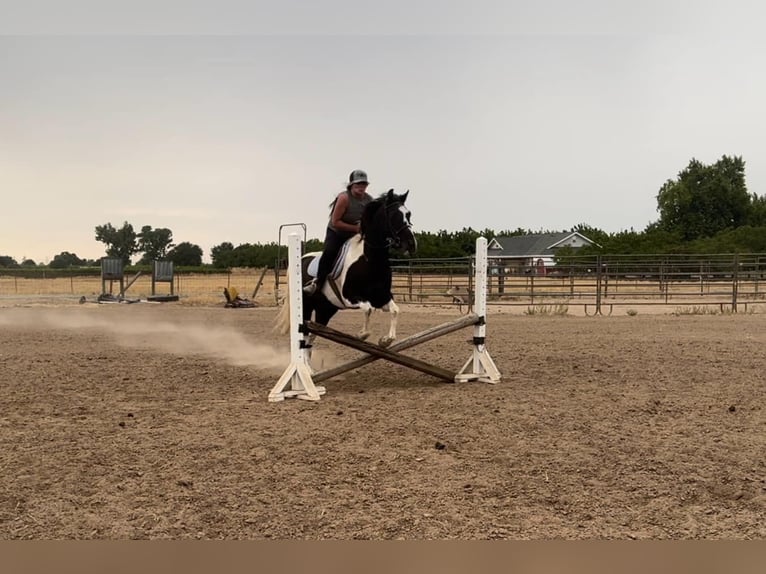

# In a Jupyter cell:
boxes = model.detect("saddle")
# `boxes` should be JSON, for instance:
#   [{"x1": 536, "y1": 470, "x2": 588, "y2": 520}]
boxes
[
  {"x1": 306, "y1": 239, "x2": 354, "y2": 281},
  {"x1": 305, "y1": 239, "x2": 356, "y2": 305}
]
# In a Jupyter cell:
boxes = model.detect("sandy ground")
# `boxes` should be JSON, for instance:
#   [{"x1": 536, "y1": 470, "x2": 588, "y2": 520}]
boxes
[{"x1": 0, "y1": 300, "x2": 765, "y2": 539}]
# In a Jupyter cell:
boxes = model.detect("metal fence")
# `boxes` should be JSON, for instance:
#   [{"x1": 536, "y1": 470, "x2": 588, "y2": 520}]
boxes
[
  {"x1": 381, "y1": 253, "x2": 766, "y2": 314},
  {"x1": 4, "y1": 252, "x2": 766, "y2": 312}
]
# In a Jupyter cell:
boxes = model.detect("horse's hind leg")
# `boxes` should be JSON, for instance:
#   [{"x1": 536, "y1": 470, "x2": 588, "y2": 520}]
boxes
[{"x1": 378, "y1": 299, "x2": 400, "y2": 348}]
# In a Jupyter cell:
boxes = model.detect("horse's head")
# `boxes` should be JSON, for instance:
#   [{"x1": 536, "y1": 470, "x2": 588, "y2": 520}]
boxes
[{"x1": 361, "y1": 189, "x2": 417, "y2": 255}]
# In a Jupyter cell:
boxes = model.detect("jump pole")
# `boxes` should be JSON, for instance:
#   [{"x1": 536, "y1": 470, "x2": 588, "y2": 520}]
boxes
[
  {"x1": 268, "y1": 233, "x2": 326, "y2": 402},
  {"x1": 308, "y1": 236, "x2": 500, "y2": 385},
  {"x1": 269, "y1": 235, "x2": 500, "y2": 402},
  {"x1": 312, "y1": 312, "x2": 481, "y2": 383}
]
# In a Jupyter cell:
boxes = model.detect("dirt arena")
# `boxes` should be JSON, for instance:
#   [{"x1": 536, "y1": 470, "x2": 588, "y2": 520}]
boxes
[{"x1": 1, "y1": 299, "x2": 765, "y2": 539}]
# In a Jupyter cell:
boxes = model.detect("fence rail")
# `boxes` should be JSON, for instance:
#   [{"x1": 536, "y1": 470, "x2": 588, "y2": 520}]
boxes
[{"x1": 3, "y1": 252, "x2": 766, "y2": 312}]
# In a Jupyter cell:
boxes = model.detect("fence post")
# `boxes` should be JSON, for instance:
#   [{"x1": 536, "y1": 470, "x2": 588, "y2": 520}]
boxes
[
  {"x1": 408, "y1": 260, "x2": 413, "y2": 302},
  {"x1": 732, "y1": 253, "x2": 739, "y2": 312},
  {"x1": 595, "y1": 255, "x2": 602, "y2": 314}
]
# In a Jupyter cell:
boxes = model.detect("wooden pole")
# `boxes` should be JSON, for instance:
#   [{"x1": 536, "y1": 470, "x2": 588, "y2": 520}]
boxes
[
  {"x1": 313, "y1": 313, "x2": 480, "y2": 383},
  {"x1": 121, "y1": 271, "x2": 143, "y2": 298},
  {"x1": 252, "y1": 267, "x2": 269, "y2": 299},
  {"x1": 307, "y1": 321, "x2": 458, "y2": 383}
]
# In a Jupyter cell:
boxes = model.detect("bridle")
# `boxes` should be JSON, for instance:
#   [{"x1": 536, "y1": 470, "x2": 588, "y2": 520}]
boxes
[{"x1": 363, "y1": 201, "x2": 412, "y2": 250}]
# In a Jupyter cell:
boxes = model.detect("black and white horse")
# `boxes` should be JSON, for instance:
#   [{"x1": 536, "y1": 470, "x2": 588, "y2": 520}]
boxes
[{"x1": 277, "y1": 189, "x2": 416, "y2": 347}]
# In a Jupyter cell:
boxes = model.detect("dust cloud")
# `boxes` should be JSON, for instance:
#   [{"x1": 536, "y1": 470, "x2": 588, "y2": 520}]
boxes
[{"x1": 0, "y1": 309, "x2": 299, "y2": 372}]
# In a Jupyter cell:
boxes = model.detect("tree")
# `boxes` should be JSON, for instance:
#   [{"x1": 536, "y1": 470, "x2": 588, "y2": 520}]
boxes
[
  {"x1": 167, "y1": 242, "x2": 203, "y2": 266},
  {"x1": 750, "y1": 194, "x2": 766, "y2": 227},
  {"x1": 211, "y1": 242, "x2": 235, "y2": 268},
  {"x1": 21, "y1": 259, "x2": 37, "y2": 267},
  {"x1": 137, "y1": 226, "x2": 174, "y2": 264},
  {"x1": 304, "y1": 238, "x2": 324, "y2": 254},
  {"x1": 656, "y1": 155, "x2": 752, "y2": 241},
  {"x1": 0, "y1": 255, "x2": 19, "y2": 268},
  {"x1": 49, "y1": 251, "x2": 85, "y2": 269},
  {"x1": 95, "y1": 221, "x2": 138, "y2": 265}
]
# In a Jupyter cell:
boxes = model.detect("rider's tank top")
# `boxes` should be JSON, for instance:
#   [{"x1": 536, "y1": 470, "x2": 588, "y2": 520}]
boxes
[{"x1": 328, "y1": 190, "x2": 373, "y2": 232}]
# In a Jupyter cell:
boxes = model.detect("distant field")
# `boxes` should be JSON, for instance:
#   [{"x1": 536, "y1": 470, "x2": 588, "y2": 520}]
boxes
[
  {"x1": 2, "y1": 271, "x2": 765, "y2": 311},
  {"x1": 0, "y1": 270, "x2": 279, "y2": 306}
]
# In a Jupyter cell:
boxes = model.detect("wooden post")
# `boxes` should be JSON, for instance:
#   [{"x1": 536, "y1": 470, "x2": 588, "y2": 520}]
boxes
[{"x1": 252, "y1": 267, "x2": 269, "y2": 299}]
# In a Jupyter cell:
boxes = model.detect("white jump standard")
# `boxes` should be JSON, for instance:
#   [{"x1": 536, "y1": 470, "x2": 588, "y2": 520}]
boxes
[{"x1": 269, "y1": 234, "x2": 501, "y2": 401}]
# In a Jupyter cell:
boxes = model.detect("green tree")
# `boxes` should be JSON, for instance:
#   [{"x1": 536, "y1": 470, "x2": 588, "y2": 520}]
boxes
[
  {"x1": 95, "y1": 221, "x2": 138, "y2": 265},
  {"x1": 211, "y1": 242, "x2": 235, "y2": 268},
  {"x1": 167, "y1": 242, "x2": 203, "y2": 266},
  {"x1": 137, "y1": 226, "x2": 174, "y2": 264},
  {"x1": 305, "y1": 238, "x2": 324, "y2": 254},
  {"x1": 749, "y1": 194, "x2": 766, "y2": 227},
  {"x1": 49, "y1": 251, "x2": 85, "y2": 269},
  {"x1": 656, "y1": 155, "x2": 752, "y2": 241},
  {"x1": 21, "y1": 259, "x2": 37, "y2": 267},
  {"x1": 0, "y1": 255, "x2": 19, "y2": 268}
]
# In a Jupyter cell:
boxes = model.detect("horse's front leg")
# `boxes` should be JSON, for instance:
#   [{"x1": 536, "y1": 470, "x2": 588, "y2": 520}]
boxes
[
  {"x1": 358, "y1": 303, "x2": 373, "y2": 341},
  {"x1": 306, "y1": 332, "x2": 317, "y2": 373},
  {"x1": 378, "y1": 299, "x2": 399, "y2": 348}
]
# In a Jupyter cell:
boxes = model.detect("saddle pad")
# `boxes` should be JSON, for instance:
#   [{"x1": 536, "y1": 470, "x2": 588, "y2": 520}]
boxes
[{"x1": 306, "y1": 238, "x2": 355, "y2": 279}]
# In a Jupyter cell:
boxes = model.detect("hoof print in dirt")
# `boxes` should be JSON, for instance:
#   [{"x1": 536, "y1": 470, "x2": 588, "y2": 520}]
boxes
[
  {"x1": 177, "y1": 479, "x2": 193, "y2": 488},
  {"x1": 118, "y1": 421, "x2": 126, "y2": 427},
  {"x1": 728, "y1": 405, "x2": 737, "y2": 412},
  {"x1": 435, "y1": 441, "x2": 446, "y2": 450}
]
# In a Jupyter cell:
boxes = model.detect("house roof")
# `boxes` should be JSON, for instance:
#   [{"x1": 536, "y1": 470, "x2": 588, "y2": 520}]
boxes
[{"x1": 487, "y1": 232, "x2": 595, "y2": 258}]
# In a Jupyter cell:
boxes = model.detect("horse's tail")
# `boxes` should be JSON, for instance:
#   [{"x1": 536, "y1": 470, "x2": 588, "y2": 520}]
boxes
[{"x1": 273, "y1": 278, "x2": 291, "y2": 336}]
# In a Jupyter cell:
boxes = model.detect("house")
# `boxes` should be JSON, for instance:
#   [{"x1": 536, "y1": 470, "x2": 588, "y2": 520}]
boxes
[{"x1": 487, "y1": 232, "x2": 597, "y2": 275}]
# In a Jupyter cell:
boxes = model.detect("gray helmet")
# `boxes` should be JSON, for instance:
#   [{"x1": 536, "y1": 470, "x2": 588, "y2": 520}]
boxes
[{"x1": 348, "y1": 169, "x2": 369, "y2": 185}]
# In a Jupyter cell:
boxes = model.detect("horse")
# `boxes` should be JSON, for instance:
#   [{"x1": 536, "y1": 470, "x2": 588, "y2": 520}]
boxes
[{"x1": 276, "y1": 189, "x2": 416, "y2": 347}]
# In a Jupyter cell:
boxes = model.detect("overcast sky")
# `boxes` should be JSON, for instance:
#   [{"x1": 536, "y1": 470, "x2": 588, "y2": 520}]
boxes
[{"x1": 2, "y1": 1, "x2": 765, "y2": 263}]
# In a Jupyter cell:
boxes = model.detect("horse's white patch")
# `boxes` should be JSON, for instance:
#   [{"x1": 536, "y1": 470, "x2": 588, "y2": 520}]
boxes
[{"x1": 321, "y1": 236, "x2": 366, "y2": 309}]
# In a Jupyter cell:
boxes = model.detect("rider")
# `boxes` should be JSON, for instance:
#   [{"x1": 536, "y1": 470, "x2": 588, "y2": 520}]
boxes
[{"x1": 304, "y1": 169, "x2": 374, "y2": 295}]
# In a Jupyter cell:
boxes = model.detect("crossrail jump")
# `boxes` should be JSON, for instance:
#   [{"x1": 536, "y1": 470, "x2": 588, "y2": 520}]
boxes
[{"x1": 269, "y1": 235, "x2": 501, "y2": 402}]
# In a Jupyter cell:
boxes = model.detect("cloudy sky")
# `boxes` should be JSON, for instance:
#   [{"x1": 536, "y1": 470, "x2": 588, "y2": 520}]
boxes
[{"x1": 2, "y1": 1, "x2": 765, "y2": 263}]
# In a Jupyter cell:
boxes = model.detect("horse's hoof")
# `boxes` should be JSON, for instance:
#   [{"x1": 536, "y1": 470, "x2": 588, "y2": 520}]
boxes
[{"x1": 378, "y1": 336, "x2": 394, "y2": 348}]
